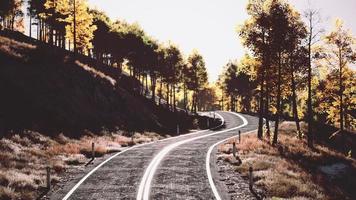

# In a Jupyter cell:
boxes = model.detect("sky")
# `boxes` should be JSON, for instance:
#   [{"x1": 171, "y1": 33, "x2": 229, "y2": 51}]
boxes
[{"x1": 83, "y1": 0, "x2": 356, "y2": 82}]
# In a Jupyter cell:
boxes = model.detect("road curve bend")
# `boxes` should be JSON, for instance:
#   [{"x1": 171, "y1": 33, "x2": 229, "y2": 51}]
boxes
[
  {"x1": 146, "y1": 112, "x2": 258, "y2": 199},
  {"x1": 49, "y1": 112, "x2": 258, "y2": 200}
]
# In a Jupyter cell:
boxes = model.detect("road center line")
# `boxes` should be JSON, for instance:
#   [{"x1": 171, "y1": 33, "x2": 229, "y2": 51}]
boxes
[
  {"x1": 136, "y1": 112, "x2": 247, "y2": 200},
  {"x1": 62, "y1": 120, "x2": 214, "y2": 200}
]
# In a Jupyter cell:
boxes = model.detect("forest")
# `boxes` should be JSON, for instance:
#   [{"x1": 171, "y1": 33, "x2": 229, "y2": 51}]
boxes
[
  {"x1": 0, "y1": 0, "x2": 355, "y2": 147},
  {"x1": 217, "y1": 0, "x2": 355, "y2": 146},
  {"x1": 0, "y1": 0, "x2": 210, "y2": 114}
]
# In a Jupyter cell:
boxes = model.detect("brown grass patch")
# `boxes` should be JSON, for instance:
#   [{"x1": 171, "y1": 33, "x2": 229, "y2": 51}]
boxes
[{"x1": 218, "y1": 121, "x2": 356, "y2": 200}]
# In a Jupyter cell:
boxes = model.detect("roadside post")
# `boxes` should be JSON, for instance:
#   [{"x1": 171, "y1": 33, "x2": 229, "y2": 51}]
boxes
[
  {"x1": 46, "y1": 166, "x2": 51, "y2": 190},
  {"x1": 232, "y1": 142, "x2": 237, "y2": 157},
  {"x1": 207, "y1": 118, "x2": 210, "y2": 128},
  {"x1": 177, "y1": 124, "x2": 180, "y2": 135},
  {"x1": 249, "y1": 166, "x2": 253, "y2": 191},
  {"x1": 239, "y1": 130, "x2": 241, "y2": 143},
  {"x1": 92, "y1": 142, "x2": 95, "y2": 160}
]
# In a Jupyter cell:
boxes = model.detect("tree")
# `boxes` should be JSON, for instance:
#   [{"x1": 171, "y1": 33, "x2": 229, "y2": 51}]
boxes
[
  {"x1": 90, "y1": 8, "x2": 111, "y2": 61},
  {"x1": 239, "y1": 0, "x2": 269, "y2": 139},
  {"x1": 304, "y1": 5, "x2": 323, "y2": 147},
  {"x1": 323, "y1": 19, "x2": 356, "y2": 131},
  {"x1": 0, "y1": 0, "x2": 23, "y2": 31},
  {"x1": 27, "y1": 0, "x2": 46, "y2": 40},
  {"x1": 180, "y1": 60, "x2": 190, "y2": 111},
  {"x1": 222, "y1": 61, "x2": 239, "y2": 111},
  {"x1": 316, "y1": 67, "x2": 356, "y2": 130},
  {"x1": 162, "y1": 43, "x2": 183, "y2": 111},
  {"x1": 187, "y1": 50, "x2": 208, "y2": 113},
  {"x1": 284, "y1": 7, "x2": 308, "y2": 139},
  {"x1": 267, "y1": 0, "x2": 293, "y2": 145},
  {"x1": 216, "y1": 73, "x2": 226, "y2": 110},
  {"x1": 66, "y1": 0, "x2": 96, "y2": 54},
  {"x1": 43, "y1": 0, "x2": 70, "y2": 47},
  {"x1": 239, "y1": 55, "x2": 260, "y2": 114},
  {"x1": 239, "y1": 0, "x2": 310, "y2": 144},
  {"x1": 196, "y1": 86, "x2": 217, "y2": 111}
]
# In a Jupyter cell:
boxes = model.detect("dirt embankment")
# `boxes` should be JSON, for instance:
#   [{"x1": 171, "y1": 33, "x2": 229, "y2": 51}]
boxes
[{"x1": 0, "y1": 31, "x2": 199, "y2": 136}]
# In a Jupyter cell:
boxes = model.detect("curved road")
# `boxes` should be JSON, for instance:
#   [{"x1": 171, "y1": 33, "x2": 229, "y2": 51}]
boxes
[{"x1": 49, "y1": 112, "x2": 258, "y2": 200}]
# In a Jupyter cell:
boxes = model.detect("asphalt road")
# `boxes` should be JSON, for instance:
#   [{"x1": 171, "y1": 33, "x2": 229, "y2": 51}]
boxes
[{"x1": 49, "y1": 112, "x2": 258, "y2": 200}]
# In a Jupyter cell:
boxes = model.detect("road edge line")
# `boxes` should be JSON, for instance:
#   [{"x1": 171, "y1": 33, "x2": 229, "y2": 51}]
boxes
[
  {"x1": 205, "y1": 112, "x2": 249, "y2": 200},
  {"x1": 61, "y1": 113, "x2": 218, "y2": 200}
]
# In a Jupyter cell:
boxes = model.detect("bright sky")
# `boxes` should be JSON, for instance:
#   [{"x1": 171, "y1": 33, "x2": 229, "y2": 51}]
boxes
[{"x1": 84, "y1": 0, "x2": 356, "y2": 82}]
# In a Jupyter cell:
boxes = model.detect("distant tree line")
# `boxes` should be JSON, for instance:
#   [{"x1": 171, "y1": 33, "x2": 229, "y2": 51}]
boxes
[
  {"x1": 0, "y1": 0, "x2": 211, "y2": 113},
  {"x1": 218, "y1": 0, "x2": 355, "y2": 146}
]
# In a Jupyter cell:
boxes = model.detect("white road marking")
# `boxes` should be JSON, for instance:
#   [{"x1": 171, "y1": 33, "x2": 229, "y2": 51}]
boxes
[
  {"x1": 137, "y1": 112, "x2": 247, "y2": 200},
  {"x1": 136, "y1": 113, "x2": 225, "y2": 200},
  {"x1": 206, "y1": 113, "x2": 255, "y2": 200},
  {"x1": 62, "y1": 116, "x2": 218, "y2": 200}
]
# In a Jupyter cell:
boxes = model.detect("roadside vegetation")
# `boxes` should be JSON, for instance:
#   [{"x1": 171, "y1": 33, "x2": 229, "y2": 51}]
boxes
[
  {"x1": 218, "y1": 122, "x2": 356, "y2": 200},
  {"x1": 0, "y1": 130, "x2": 166, "y2": 200}
]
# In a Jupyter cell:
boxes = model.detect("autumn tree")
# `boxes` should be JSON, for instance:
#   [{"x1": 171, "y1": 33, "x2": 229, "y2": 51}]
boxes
[
  {"x1": 187, "y1": 50, "x2": 208, "y2": 113},
  {"x1": 222, "y1": 61, "x2": 239, "y2": 111},
  {"x1": 196, "y1": 86, "x2": 217, "y2": 111},
  {"x1": 239, "y1": 0, "x2": 269, "y2": 139},
  {"x1": 180, "y1": 60, "x2": 191, "y2": 111},
  {"x1": 66, "y1": 0, "x2": 96, "y2": 54},
  {"x1": 304, "y1": 5, "x2": 324, "y2": 147},
  {"x1": 284, "y1": 7, "x2": 308, "y2": 139},
  {"x1": 316, "y1": 67, "x2": 356, "y2": 130},
  {"x1": 322, "y1": 19, "x2": 356, "y2": 131}
]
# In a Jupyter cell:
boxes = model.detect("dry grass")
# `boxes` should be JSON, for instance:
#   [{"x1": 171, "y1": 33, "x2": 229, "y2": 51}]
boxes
[
  {"x1": 75, "y1": 61, "x2": 116, "y2": 86},
  {"x1": 0, "y1": 130, "x2": 166, "y2": 200},
  {"x1": 0, "y1": 36, "x2": 36, "y2": 60},
  {"x1": 218, "y1": 121, "x2": 356, "y2": 200}
]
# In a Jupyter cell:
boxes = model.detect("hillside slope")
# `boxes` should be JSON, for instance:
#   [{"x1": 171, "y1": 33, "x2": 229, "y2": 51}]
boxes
[{"x1": 0, "y1": 31, "x2": 191, "y2": 136}]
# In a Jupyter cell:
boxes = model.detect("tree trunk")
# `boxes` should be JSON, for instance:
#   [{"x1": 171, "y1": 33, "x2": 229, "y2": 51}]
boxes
[
  {"x1": 273, "y1": 53, "x2": 282, "y2": 145},
  {"x1": 145, "y1": 74, "x2": 148, "y2": 95},
  {"x1": 29, "y1": 15, "x2": 32, "y2": 38},
  {"x1": 221, "y1": 90, "x2": 224, "y2": 110},
  {"x1": 37, "y1": 19, "x2": 40, "y2": 40},
  {"x1": 158, "y1": 79, "x2": 162, "y2": 105},
  {"x1": 173, "y1": 85, "x2": 176, "y2": 111},
  {"x1": 73, "y1": 0, "x2": 77, "y2": 55},
  {"x1": 339, "y1": 49, "x2": 344, "y2": 131},
  {"x1": 183, "y1": 84, "x2": 187, "y2": 110},
  {"x1": 192, "y1": 92, "x2": 196, "y2": 113},
  {"x1": 166, "y1": 84, "x2": 170, "y2": 109},
  {"x1": 258, "y1": 63, "x2": 265, "y2": 139},
  {"x1": 265, "y1": 90, "x2": 270, "y2": 138},
  {"x1": 307, "y1": 25, "x2": 313, "y2": 147},
  {"x1": 230, "y1": 95, "x2": 234, "y2": 112},
  {"x1": 291, "y1": 70, "x2": 301, "y2": 138},
  {"x1": 151, "y1": 74, "x2": 156, "y2": 103},
  {"x1": 170, "y1": 85, "x2": 173, "y2": 110},
  {"x1": 258, "y1": 30, "x2": 267, "y2": 139},
  {"x1": 39, "y1": 19, "x2": 42, "y2": 41},
  {"x1": 141, "y1": 74, "x2": 144, "y2": 95}
]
